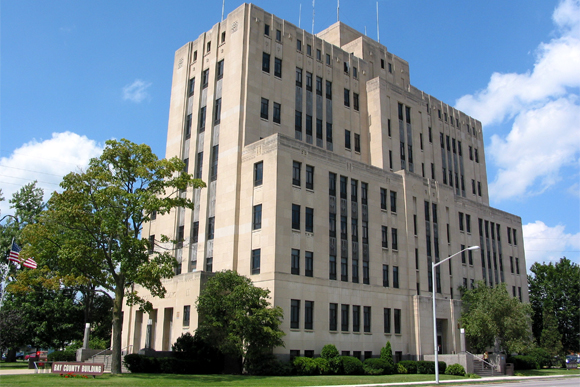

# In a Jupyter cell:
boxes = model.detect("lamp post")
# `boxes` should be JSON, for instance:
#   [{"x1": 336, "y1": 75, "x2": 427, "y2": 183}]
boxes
[{"x1": 433, "y1": 245, "x2": 479, "y2": 384}]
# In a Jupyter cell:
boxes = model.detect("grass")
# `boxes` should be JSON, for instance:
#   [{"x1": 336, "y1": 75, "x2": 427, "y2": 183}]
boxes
[
  {"x1": 517, "y1": 368, "x2": 580, "y2": 376},
  {"x1": 0, "y1": 361, "x2": 30, "y2": 370}
]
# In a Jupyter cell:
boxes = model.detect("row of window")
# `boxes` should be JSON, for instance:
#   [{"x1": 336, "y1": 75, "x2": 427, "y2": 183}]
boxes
[
  {"x1": 382, "y1": 264, "x2": 399, "y2": 288},
  {"x1": 292, "y1": 204, "x2": 314, "y2": 232},
  {"x1": 292, "y1": 161, "x2": 314, "y2": 189},
  {"x1": 187, "y1": 60, "x2": 224, "y2": 98},
  {"x1": 329, "y1": 304, "x2": 372, "y2": 333},
  {"x1": 458, "y1": 212, "x2": 472, "y2": 233},
  {"x1": 379, "y1": 188, "x2": 397, "y2": 212},
  {"x1": 260, "y1": 98, "x2": 281, "y2": 123},
  {"x1": 329, "y1": 173, "x2": 369, "y2": 203},
  {"x1": 262, "y1": 52, "x2": 282, "y2": 78},
  {"x1": 381, "y1": 226, "x2": 398, "y2": 250},
  {"x1": 294, "y1": 111, "x2": 333, "y2": 145}
]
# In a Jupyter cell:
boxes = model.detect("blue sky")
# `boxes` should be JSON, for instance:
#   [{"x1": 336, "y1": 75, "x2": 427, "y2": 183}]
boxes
[{"x1": 1, "y1": 0, "x2": 579, "y2": 269}]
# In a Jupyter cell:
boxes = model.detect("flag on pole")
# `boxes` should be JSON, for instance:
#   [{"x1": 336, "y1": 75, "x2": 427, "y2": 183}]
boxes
[
  {"x1": 23, "y1": 257, "x2": 37, "y2": 269},
  {"x1": 8, "y1": 242, "x2": 21, "y2": 264}
]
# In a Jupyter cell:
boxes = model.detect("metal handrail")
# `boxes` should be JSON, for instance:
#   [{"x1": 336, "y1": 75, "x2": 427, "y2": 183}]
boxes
[
  {"x1": 465, "y1": 351, "x2": 499, "y2": 376},
  {"x1": 97, "y1": 345, "x2": 133, "y2": 370}
]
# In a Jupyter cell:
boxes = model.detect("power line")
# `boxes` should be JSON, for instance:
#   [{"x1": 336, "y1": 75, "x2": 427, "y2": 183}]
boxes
[{"x1": 0, "y1": 165, "x2": 65, "y2": 178}]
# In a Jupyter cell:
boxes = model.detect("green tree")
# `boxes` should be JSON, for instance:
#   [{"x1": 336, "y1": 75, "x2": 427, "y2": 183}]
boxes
[
  {"x1": 380, "y1": 341, "x2": 395, "y2": 374},
  {"x1": 460, "y1": 281, "x2": 532, "y2": 354},
  {"x1": 21, "y1": 139, "x2": 204, "y2": 374},
  {"x1": 195, "y1": 270, "x2": 285, "y2": 372},
  {"x1": 540, "y1": 310, "x2": 563, "y2": 357},
  {"x1": 528, "y1": 257, "x2": 580, "y2": 353}
]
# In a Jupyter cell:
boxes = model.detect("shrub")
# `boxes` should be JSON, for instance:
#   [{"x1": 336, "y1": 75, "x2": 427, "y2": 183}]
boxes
[
  {"x1": 444, "y1": 363, "x2": 466, "y2": 376},
  {"x1": 328, "y1": 356, "x2": 343, "y2": 375},
  {"x1": 313, "y1": 357, "x2": 330, "y2": 375},
  {"x1": 380, "y1": 341, "x2": 395, "y2": 374},
  {"x1": 48, "y1": 350, "x2": 76, "y2": 362},
  {"x1": 320, "y1": 344, "x2": 339, "y2": 360},
  {"x1": 466, "y1": 372, "x2": 481, "y2": 378},
  {"x1": 246, "y1": 352, "x2": 291, "y2": 376},
  {"x1": 341, "y1": 356, "x2": 364, "y2": 375},
  {"x1": 363, "y1": 358, "x2": 388, "y2": 375},
  {"x1": 398, "y1": 360, "x2": 418, "y2": 374},
  {"x1": 527, "y1": 347, "x2": 552, "y2": 368},
  {"x1": 123, "y1": 354, "x2": 161, "y2": 373},
  {"x1": 416, "y1": 360, "x2": 446, "y2": 374},
  {"x1": 508, "y1": 355, "x2": 538, "y2": 370},
  {"x1": 172, "y1": 332, "x2": 196, "y2": 353},
  {"x1": 293, "y1": 357, "x2": 318, "y2": 375},
  {"x1": 397, "y1": 364, "x2": 408, "y2": 374}
]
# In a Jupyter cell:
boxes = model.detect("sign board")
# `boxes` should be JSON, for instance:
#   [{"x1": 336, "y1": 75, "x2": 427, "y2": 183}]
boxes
[{"x1": 51, "y1": 362, "x2": 105, "y2": 375}]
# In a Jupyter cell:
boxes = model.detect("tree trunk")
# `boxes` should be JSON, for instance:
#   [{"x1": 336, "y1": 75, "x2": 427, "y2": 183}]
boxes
[{"x1": 110, "y1": 282, "x2": 124, "y2": 374}]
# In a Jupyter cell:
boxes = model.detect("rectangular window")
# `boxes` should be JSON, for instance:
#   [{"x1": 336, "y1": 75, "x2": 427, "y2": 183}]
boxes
[
  {"x1": 264, "y1": 24, "x2": 270, "y2": 36},
  {"x1": 316, "y1": 76, "x2": 323, "y2": 96},
  {"x1": 329, "y1": 172, "x2": 337, "y2": 196},
  {"x1": 340, "y1": 216, "x2": 347, "y2": 240},
  {"x1": 296, "y1": 67, "x2": 303, "y2": 87},
  {"x1": 205, "y1": 256, "x2": 213, "y2": 272},
  {"x1": 183, "y1": 305, "x2": 191, "y2": 326},
  {"x1": 216, "y1": 60, "x2": 224, "y2": 80},
  {"x1": 202, "y1": 69, "x2": 209, "y2": 88},
  {"x1": 306, "y1": 72, "x2": 313, "y2": 92},
  {"x1": 291, "y1": 300, "x2": 300, "y2": 329},
  {"x1": 341, "y1": 256, "x2": 348, "y2": 282},
  {"x1": 188, "y1": 77, "x2": 195, "y2": 96},
  {"x1": 387, "y1": 119, "x2": 391, "y2": 136},
  {"x1": 305, "y1": 251, "x2": 313, "y2": 277},
  {"x1": 393, "y1": 266, "x2": 399, "y2": 288},
  {"x1": 305, "y1": 301, "x2": 314, "y2": 329},
  {"x1": 326, "y1": 53, "x2": 331, "y2": 65},
  {"x1": 316, "y1": 119, "x2": 323, "y2": 141},
  {"x1": 199, "y1": 107, "x2": 206, "y2": 132},
  {"x1": 394, "y1": 309, "x2": 401, "y2": 334},
  {"x1": 362, "y1": 221, "x2": 368, "y2": 244},
  {"x1": 459, "y1": 212, "x2": 464, "y2": 231},
  {"x1": 380, "y1": 188, "x2": 387, "y2": 210},
  {"x1": 251, "y1": 249, "x2": 261, "y2": 274},
  {"x1": 329, "y1": 303, "x2": 338, "y2": 331},
  {"x1": 363, "y1": 306, "x2": 371, "y2": 333},
  {"x1": 343, "y1": 61, "x2": 349, "y2": 74},
  {"x1": 274, "y1": 57, "x2": 282, "y2": 78},
  {"x1": 350, "y1": 179, "x2": 358, "y2": 202},
  {"x1": 305, "y1": 207, "x2": 314, "y2": 233},
  {"x1": 341, "y1": 304, "x2": 350, "y2": 331},
  {"x1": 344, "y1": 89, "x2": 350, "y2": 107},
  {"x1": 294, "y1": 111, "x2": 303, "y2": 138},
  {"x1": 383, "y1": 264, "x2": 389, "y2": 287},
  {"x1": 193, "y1": 50, "x2": 198, "y2": 61},
  {"x1": 214, "y1": 98, "x2": 222, "y2": 124},
  {"x1": 352, "y1": 305, "x2": 360, "y2": 332},
  {"x1": 327, "y1": 123, "x2": 333, "y2": 144},
  {"x1": 184, "y1": 114, "x2": 192, "y2": 139},
  {"x1": 207, "y1": 217, "x2": 215, "y2": 240},
  {"x1": 329, "y1": 255, "x2": 337, "y2": 280},
  {"x1": 329, "y1": 213, "x2": 336, "y2": 238},
  {"x1": 392, "y1": 228, "x2": 398, "y2": 250},
  {"x1": 345, "y1": 130, "x2": 351, "y2": 149},
  {"x1": 383, "y1": 308, "x2": 391, "y2": 334},
  {"x1": 461, "y1": 244, "x2": 466, "y2": 264},
  {"x1": 192, "y1": 221, "x2": 199, "y2": 244},
  {"x1": 292, "y1": 161, "x2": 301, "y2": 186},
  {"x1": 306, "y1": 115, "x2": 312, "y2": 137},
  {"x1": 354, "y1": 133, "x2": 361, "y2": 153},
  {"x1": 148, "y1": 234, "x2": 155, "y2": 254},
  {"x1": 316, "y1": 48, "x2": 321, "y2": 61},
  {"x1": 390, "y1": 191, "x2": 397, "y2": 212},
  {"x1": 276, "y1": 29, "x2": 281, "y2": 41},
  {"x1": 353, "y1": 66, "x2": 358, "y2": 78},
  {"x1": 254, "y1": 161, "x2": 263, "y2": 186},
  {"x1": 253, "y1": 204, "x2": 262, "y2": 230},
  {"x1": 340, "y1": 176, "x2": 347, "y2": 199},
  {"x1": 210, "y1": 145, "x2": 219, "y2": 181},
  {"x1": 353, "y1": 93, "x2": 359, "y2": 111},
  {"x1": 195, "y1": 152, "x2": 203, "y2": 179},
  {"x1": 292, "y1": 204, "x2": 300, "y2": 230},
  {"x1": 468, "y1": 249, "x2": 473, "y2": 265},
  {"x1": 260, "y1": 98, "x2": 269, "y2": 119},
  {"x1": 361, "y1": 182, "x2": 368, "y2": 204},
  {"x1": 273, "y1": 102, "x2": 281, "y2": 124},
  {"x1": 291, "y1": 249, "x2": 300, "y2": 275},
  {"x1": 306, "y1": 165, "x2": 314, "y2": 190},
  {"x1": 363, "y1": 261, "x2": 369, "y2": 284},
  {"x1": 382, "y1": 226, "x2": 388, "y2": 248},
  {"x1": 326, "y1": 80, "x2": 332, "y2": 99},
  {"x1": 515, "y1": 257, "x2": 520, "y2": 274}
]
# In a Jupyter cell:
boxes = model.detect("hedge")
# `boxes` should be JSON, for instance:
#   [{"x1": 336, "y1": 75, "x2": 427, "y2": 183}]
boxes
[
  {"x1": 507, "y1": 355, "x2": 538, "y2": 370},
  {"x1": 397, "y1": 360, "x2": 418, "y2": 374},
  {"x1": 293, "y1": 357, "x2": 318, "y2": 375},
  {"x1": 47, "y1": 350, "x2": 76, "y2": 362},
  {"x1": 341, "y1": 356, "x2": 364, "y2": 375},
  {"x1": 444, "y1": 363, "x2": 466, "y2": 376},
  {"x1": 416, "y1": 360, "x2": 446, "y2": 374},
  {"x1": 363, "y1": 358, "x2": 388, "y2": 375}
]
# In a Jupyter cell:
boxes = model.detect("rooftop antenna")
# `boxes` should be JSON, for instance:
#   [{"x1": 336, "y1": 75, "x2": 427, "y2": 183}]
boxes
[
  {"x1": 337, "y1": 0, "x2": 339, "y2": 22},
  {"x1": 299, "y1": 3, "x2": 302, "y2": 28},
  {"x1": 312, "y1": 0, "x2": 315, "y2": 34},
  {"x1": 376, "y1": 1, "x2": 380, "y2": 43},
  {"x1": 221, "y1": 0, "x2": 225, "y2": 21}
]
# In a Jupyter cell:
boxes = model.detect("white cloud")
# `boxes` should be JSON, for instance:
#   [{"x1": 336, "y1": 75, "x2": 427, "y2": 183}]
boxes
[
  {"x1": 456, "y1": 0, "x2": 580, "y2": 200},
  {"x1": 0, "y1": 132, "x2": 103, "y2": 217},
  {"x1": 122, "y1": 79, "x2": 152, "y2": 103},
  {"x1": 523, "y1": 220, "x2": 580, "y2": 270}
]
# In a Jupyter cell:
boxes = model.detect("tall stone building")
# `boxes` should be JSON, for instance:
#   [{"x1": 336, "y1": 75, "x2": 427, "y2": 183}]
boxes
[{"x1": 122, "y1": 3, "x2": 528, "y2": 360}]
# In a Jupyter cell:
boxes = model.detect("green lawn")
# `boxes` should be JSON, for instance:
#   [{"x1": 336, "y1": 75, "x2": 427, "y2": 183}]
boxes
[
  {"x1": 0, "y1": 361, "x2": 30, "y2": 370},
  {"x1": 517, "y1": 368, "x2": 580, "y2": 376}
]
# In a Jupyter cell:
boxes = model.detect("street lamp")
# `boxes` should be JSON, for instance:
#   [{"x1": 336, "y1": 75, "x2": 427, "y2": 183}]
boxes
[{"x1": 433, "y1": 245, "x2": 479, "y2": 384}]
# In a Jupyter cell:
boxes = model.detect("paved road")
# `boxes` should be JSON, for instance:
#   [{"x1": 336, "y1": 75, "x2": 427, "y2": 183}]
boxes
[{"x1": 438, "y1": 376, "x2": 580, "y2": 387}]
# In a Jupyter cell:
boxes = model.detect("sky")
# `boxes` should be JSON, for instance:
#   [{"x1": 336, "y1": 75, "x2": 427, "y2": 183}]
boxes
[{"x1": 1, "y1": 0, "x2": 579, "y2": 271}]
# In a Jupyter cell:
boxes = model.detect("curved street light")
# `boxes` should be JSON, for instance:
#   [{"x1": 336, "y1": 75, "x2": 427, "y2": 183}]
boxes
[{"x1": 433, "y1": 245, "x2": 480, "y2": 384}]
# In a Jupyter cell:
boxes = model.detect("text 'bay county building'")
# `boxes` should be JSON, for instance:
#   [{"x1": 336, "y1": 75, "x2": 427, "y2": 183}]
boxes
[{"x1": 121, "y1": 3, "x2": 528, "y2": 361}]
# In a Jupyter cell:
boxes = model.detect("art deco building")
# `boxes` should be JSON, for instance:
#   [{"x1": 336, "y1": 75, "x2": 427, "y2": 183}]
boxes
[{"x1": 121, "y1": 3, "x2": 528, "y2": 360}]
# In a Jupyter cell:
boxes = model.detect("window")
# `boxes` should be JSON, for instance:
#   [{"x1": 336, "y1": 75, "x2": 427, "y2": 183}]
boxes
[
  {"x1": 193, "y1": 50, "x2": 198, "y2": 62},
  {"x1": 383, "y1": 264, "x2": 389, "y2": 287},
  {"x1": 291, "y1": 249, "x2": 300, "y2": 275},
  {"x1": 381, "y1": 226, "x2": 388, "y2": 248},
  {"x1": 353, "y1": 93, "x2": 359, "y2": 111},
  {"x1": 345, "y1": 130, "x2": 351, "y2": 149},
  {"x1": 214, "y1": 98, "x2": 222, "y2": 124},
  {"x1": 343, "y1": 61, "x2": 349, "y2": 74},
  {"x1": 192, "y1": 221, "x2": 199, "y2": 243},
  {"x1": 292, "y1": 204, "x2": 300, "y2": 230},
  {"x1": 346, "y1": 305, "x2": 358, "y2": 333},
  {"x1": 254, "y1": 161, "x2": 263, "y2": 186},
  {"x1": 209, "y1": 145, "x2": 219, "y2": 181},
  {"x1": 199, "y1": 106, "x2": 206, "y2": 132},
  {"x1": 515, "y1": 257, "x2": 520, "y2": 274},
  {"x1": 305, "y1": 301, "x2": 314, "y2": 329},
  {"x1": 344, "y1": 88, "x2": 350, "y2": 107},
  {"x1": 295, "y1": 67, "x2": 302, "y2": 87},
  {"x1": 477, "y1": 182, "x2": 482, "y2": 196},
  {"x1": 388, "y1": 62, "x2": 393, "y2": 73},
  {"x1": 291, "y1": 300, "x2": 300, "y2": 329},
  {"x1": 264, "y1": 24, "x2": 270, "y2": 36},
  {"x1": 306, "y1": 165, "x2": 314, "y2": 190},
  {"x1": 353, "y1": 66, "x2": 358, "y2": 78},
  {"x1": 393, "y1": 266, "x2": 399, "y2": 288},
  {"x1": 306, "y1": 72, "x2": 313, "y2": 92},
  {"x1": 354, "y1": 133, "x2": 360, "y2": 152},
  {"x1": 292, "y1": 161, "x2": 301, "y2": 186},
  {"x1": 202, "y1": 69, "x2": 209, "y2": 88},
  {"x1": 363, "y1": 306, "x2": 371, "y2": 332},
  {"x1": 307, "y1": 44, "x2": 312, "y2": 56},
  {"x1": 221, "y1": 31, "x2": 226, "y2": 43},
  {"x1": 274, "y1": 57, "x2": 282, "y2": 78},
  {"x1": 195, "y1": 152, "x2": 203, "y2": 179},
  {"x1": 475, "y1": 149, "x2": 479, "y2": 163},
  {"x1": 253, "y1": 204, "x2": 262, "y2": 230},
  {"x1": 513, "y1": 229, "x2": 518, "y2": 245},
  {"x1": 394, "y1": 309, "x2": 401, "y2": 334},
  {"x1": 390, "y1": 191, "x2": 397, "y2": 212},
  {"x1": 207, "y1": 217, "x2": 215, "y2": 240},
  {"x1": 206, "y1": 256, "x2": 213, "y2": 272},
  {"x1": 461, "y1": 244, "x2": 466, "y2": 264},
  {"x1": 316, "y1": 49, "x2": 321, "y2": 61},
  {"x1": 381, "y1": 59, "x2": 385, "y2": 69},
  {"x1": 305, "y1": 251, "x2": 313, "y2": 277},
  {"x1": 206, "y1": 41, "x2": 211, "y2": 52},
  {"x1": 329, "y1": 303, "x2": 338, "y2": 331},
  {"x1": 262, "y1": 52, "x2": 270, "y2": 73},
  {"x1": 459, "y1": 212, "x2": 464, "y2": 231},
  {"x1": 184, "y1": 114, "x2": 192, "y2": 139},
  {"x1": 387, "y1": 119, "x2": 391, "y2": 136},
  {"x1": 392, "y1": 228, "x2": 398, "y2": 250},
  {"x1": 380, "y1": 188, "x2": 387, "y2": 210},
  {"x1": 384, "y1": 308, "x2": 391, "y2": 333},
  {"x1": 510, "y1": 256, "x2": 514, "y2": 273},
  {"x1": 251, "y1": 249, "x2": 261, "y2": 274},
  {"x1": 329, "y1": 213, "x2": 336, "y2": 238},
  {"x1": 296, "y1": 39, "x2": 302, "y2": 51},
  {"x1": 468, "y1": 249, "x2": 473, "y2": 265},
  {"x1": 340, "y1": 176, "x2": 347, "y2": 199},
  {"x1": 363, "y1": 261, "x2": 369, "y2": 284},
  {"x1": 326, "y1": 53, "x2": 331, "y2": 65},
  {"x1": 362, "y1": 221, "x2": 368, "y2": 244},
  {"x1": 341, "y1": 256, "x2": 348, "y2": 282},
  {"x1": 306, "y1": 115, "x2": 312, "y2": 138},
  {"x1": 326, "y1": 123, "x2": 333, "y2": 144},
  {"x1": 326, "y1": 81, "x2": 332, "y2": 99},
  {"x1": 315, "y1": 76, "x2": 322, "y2": 96},
  {"x1": 341, "y1": 304, "x2": 350, "y2": 331},
  {"x1": 260, "y1": 98, "x2": 269, "y2": 119},
  {"x1": 216, "y1": 60, "x2": 224, "y2": 80},
  {"x1": 329, "y1": 255, "x2": 337, "y2": 280},
  {"x1": 316, "y1": 119, "x2": 323, "y2": 142},
  {"x1": 273, "y1": 102, "x2": 281, "y2": 124},
  {"x1": 183, "y1": 305, "x2": 191, "y2": 326},
  {"x1": 329, "y1": 172, "x2": 337, "y2": 196},
  {"x1": 148, "y1": 234, "x2": 155, "y2": 254},
  {"x1": 188, "y1": 78, "x2": 195, "y2": 96},
  {"x1": 305, "y1": 207, "x2": 314, "y2": 233}
]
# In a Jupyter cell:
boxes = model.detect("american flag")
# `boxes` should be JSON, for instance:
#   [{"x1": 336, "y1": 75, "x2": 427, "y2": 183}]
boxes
[{"x1": 8, "y1": 242, "x2": 37, "y2": 269}]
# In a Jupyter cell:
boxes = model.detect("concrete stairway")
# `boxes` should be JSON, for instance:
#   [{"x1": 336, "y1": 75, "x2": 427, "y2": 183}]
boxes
[
  {"x1": 85, "y1": 354, "x2": 130, "y2": 373},
  {"x1": 472, "y1": 358, "x2": 497, "y2": 377}
]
